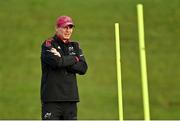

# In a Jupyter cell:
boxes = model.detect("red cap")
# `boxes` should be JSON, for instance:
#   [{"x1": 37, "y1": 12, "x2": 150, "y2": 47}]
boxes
[{"x1": 56, "y1": 16, "x2": 74, "y2": 27}]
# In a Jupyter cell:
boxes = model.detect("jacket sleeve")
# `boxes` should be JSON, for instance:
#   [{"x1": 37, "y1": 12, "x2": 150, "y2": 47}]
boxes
[
  {"x1": 41, "y1": 44, "x2": 78, "y2": 69},
  {"x1": 67, "y1": 49, "x2": 88, "y2": 75}
]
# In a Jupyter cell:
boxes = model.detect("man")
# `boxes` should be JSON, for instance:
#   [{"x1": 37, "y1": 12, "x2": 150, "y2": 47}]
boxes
[{"x1": 40, "y1": 15, "x2": 88, "y2": 120}]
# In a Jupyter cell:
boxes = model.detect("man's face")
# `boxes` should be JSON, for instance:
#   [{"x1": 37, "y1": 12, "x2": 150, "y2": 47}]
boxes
[{"x1": 56, "y1": 25, "x2": 73, "y2": 40}]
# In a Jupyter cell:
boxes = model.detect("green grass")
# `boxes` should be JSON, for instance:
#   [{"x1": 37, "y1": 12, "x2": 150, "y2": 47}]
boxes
[{"x1": 0, "y1": 0, "x2": 180, "y2": 119}]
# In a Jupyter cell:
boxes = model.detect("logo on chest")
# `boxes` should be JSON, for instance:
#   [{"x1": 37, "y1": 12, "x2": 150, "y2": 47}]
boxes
[
  {"x1": 69, "y1": 46, "x2": 74, "y2": 51},
  {"x1": 68, "y1": 46, "x2": 76, "y2": 55}
]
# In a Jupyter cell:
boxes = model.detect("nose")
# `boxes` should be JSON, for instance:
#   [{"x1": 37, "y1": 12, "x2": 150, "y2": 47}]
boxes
[{"x1": 67, "y1": 27, "x2": 71, "y2": 30}]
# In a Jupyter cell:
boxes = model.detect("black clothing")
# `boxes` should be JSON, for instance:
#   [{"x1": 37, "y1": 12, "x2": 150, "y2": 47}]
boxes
[
  {"x1": 42, "y1": 102, "x2": 77, "y2": 120},
  {"x1": 40, "y1": 35, "x2": 88, "y2": 102}
]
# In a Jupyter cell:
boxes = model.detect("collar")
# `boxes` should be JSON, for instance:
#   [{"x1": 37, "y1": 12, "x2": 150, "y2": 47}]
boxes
[
  {"x1": 55, "y1": 34, "x2": 71, "y2": 44},
  {"x1": 53, "y1": 35, "x2": 71, "y2": 46}
]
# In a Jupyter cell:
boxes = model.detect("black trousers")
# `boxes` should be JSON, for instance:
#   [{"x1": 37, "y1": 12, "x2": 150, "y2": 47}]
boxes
[{"x1": 41, "y1": 102, "x2": 77, "y2": 120}]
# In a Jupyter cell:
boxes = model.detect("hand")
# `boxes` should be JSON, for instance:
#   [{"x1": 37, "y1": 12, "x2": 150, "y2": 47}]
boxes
[{"x1": 47, "y1": 48, "x2": 61, "y2": 57}]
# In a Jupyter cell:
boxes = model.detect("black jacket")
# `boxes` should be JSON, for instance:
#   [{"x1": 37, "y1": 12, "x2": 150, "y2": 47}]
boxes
[{"x1": 40, "y1": 35, "x2": 88, "y2": 102}]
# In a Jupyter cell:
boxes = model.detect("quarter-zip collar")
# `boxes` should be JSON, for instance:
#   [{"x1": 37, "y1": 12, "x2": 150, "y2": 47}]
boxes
[{"x1": 54, "y1": 34, "x2": 71, "y2": 44}]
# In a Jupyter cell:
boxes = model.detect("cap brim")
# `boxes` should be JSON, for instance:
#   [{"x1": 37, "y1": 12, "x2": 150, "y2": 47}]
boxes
[{"x1": 61, "y1": 22, "x2": 74, "y2": 27}]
